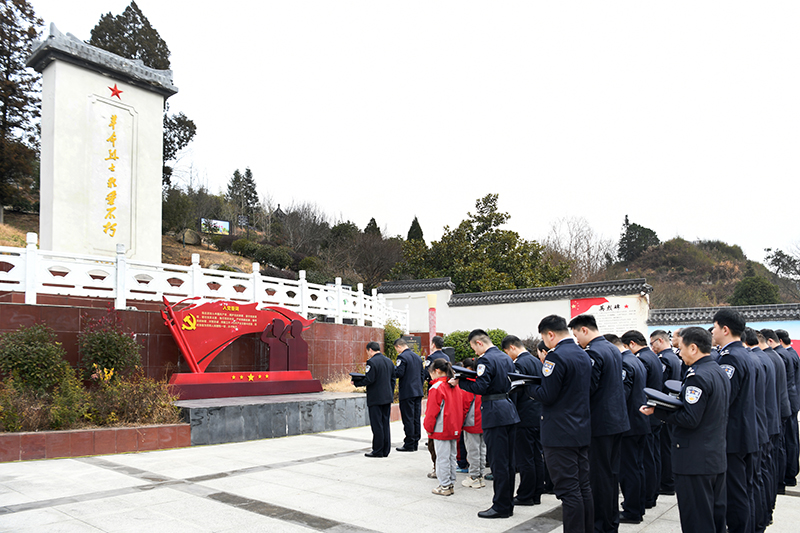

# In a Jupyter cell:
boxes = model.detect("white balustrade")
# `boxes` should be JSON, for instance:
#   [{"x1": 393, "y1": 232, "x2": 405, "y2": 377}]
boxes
[{"x1": 0, "y1": 234, "x2": 409, "y2": 332}]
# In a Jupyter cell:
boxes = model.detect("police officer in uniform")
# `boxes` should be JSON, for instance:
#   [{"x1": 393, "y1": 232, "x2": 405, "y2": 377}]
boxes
[
  {"x1": 501, "y1": 334, "x2": 544, "y2": 506},
  {"x1": 352, "y1": 342, "x2": 395, "y2": 457},
  {"x1": 621, "y1": 330, "x2": 664, "y2": 509},
  {"x1": 651, "y1": 329, "x2": 682, "y2": 496},
  {"x1": 775, "y1": 329, "x2": 800, "y2": 488},
  {"x1": 569, "y1": 315, "x2": 629, "y2": 533},
  {"x1": 455, "y1": 329, "x2": 520, "y2": 519},
  {"x1": 712, "y1": 309, "x2": 758, "y2": 533},
  {"x1": 394, "y1": 338, "x2": 425, "y2": 452},
  {"x1": 606, "y1": 334, "x2": 650, "y2": 525},
  {"x1": 641, "y1": 327, "x2": 730, "y2": 533},
  {"x1": 531, "y1": 315, "x2": 593, "y2": 533}
]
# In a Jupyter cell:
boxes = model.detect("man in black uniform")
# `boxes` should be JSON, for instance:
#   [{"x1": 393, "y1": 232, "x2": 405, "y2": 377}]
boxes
[
  {"x1": 394, "y1": 338, "x2": 425, "y2": 452},
  {"x1": 641, "y1": 327, "x2": 730, "y2": 533},
  {"x1": 352, "y1": 342, "x2": 395, "y2": 457},
  {"x1": 569, "y1": 315, "x2": 629, "y2": 533},
  {"x1": 776, "y1": 329, "x2": 800, "y2": 488},
  {"x1": 764, "y1": 328, "x2": 797, "y2": 495},
  {"x1": 531, "y1": 315, "x2": 593, "y2": 533},
  {"x1": 651, "y1": 329, "x2": 682, "y2": 496},
  {"x1": 621, "y1": 330, "x2": 664, "y2": 509},
  {"x1": 712, "y1": 309, "x2": 758, "y2": 533},
  {"x1": 455, "y1": 329, "x2": 520, "y2": 519},
  {"x1": 425, "y1": 335, "x2": 449, "y2": 379},
  {"x1": 501, "y1": 334, "x2": 544, "y2": 506},
  {"x1": 744, "y1": 327, "x2": 776, "y2": 533},
  {"x1": 759, "y1": 328, "x2": 791, "y2": 512},
  {"x1": 606, "y1": 334, "x2": 650, "y2": 525}
]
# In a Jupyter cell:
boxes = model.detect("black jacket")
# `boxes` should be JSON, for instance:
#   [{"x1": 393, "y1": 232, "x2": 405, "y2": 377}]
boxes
[
  {"x1": 764, "y1": 346, "x2": 791, "y2": 419},
  {"x1": 776, "y1": 345, "x2": 800, "y2": 412},
  {"x1": 655, "y1": 356, "x2": 730, "y2": 475},
  {"x1": 636, "y1": 347, "x2": 664, "y2": 428},
  {"x1": 395, "y1": 348, "x2": 424, "y2": 400},
  {"x1": 512, "y1": 351, "x2": 543, "y2": 428},
  {"x1": 459, "y1": 346, "x2": 520, "y2": 429},
  {"x1": 353, "y1": 353, "x2": 395, "y2": 406},
  {"x1": 718, "y1": 340, "x2": 758, "y2": 454},
  {"x1": 586, "y1": 336, "x2": 630, "y2": 437},
  {"x1": 621, "y1": 349, "x2": 650, "y2": 437},
  {"x1": 752, "y1": 347, "x2": 780, "y2": 437}
]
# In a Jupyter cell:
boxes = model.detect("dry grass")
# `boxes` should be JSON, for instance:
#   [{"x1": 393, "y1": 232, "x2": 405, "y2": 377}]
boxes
[
  {"x1": 323, "y1": 373, "x2": 365, "y2": 393},
  {"x1": 0, "y1": 223, "x2": 28, "y2": 248},
  {"x1": 161, "y1": 235, "x2": 256, "y2": 270}
]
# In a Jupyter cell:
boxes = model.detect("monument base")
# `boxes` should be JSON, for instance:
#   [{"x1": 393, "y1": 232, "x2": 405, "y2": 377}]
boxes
[
  {"x1": 169, "y1": 371, "x2": 322, "y2": 400},
  {"x1": 175, "y1": 392, "x2": 368, "y2": 445}
]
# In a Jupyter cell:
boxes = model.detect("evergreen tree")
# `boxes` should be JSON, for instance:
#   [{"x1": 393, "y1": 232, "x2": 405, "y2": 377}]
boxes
[
  {"x1": 617, "y1": 215, "x2": 660, "y2": 263},
  {"x1": 225, "y1": 168, "x2": 259, "y2": 224},
  {"x1": 364, "y1": 217, "x2": 381, "y2": 237},
  {"x1": 407, "y1": 216, "x2": 423, "y2": 241},
  {"x1": 729, "y1": 274, "x2": 781, "y2": 306},
  {"x1": 0, "y1": 0, "x2": 42, "y2": 223},
  {"x1": 88, "y1": 1, "x2": 196, "y2": 186}
]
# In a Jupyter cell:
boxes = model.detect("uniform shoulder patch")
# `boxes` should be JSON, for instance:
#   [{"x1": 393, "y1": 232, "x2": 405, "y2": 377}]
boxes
[
  {"x1": 365, "y1": 364, "x2": 371, "y2": 373},
  {"x1": 685, "y1": 386, "x2": 702, "y2": 404},
  {"x1": 396, "y1": 359, "x2": 403, "y2": 367},
  {"x1": 720, "y1": 364, "x2": 735, "y2": 379},
  {"x1": 424, "y1": 359, "x2": 431, "y2": 367},
  {"x1": 543, "y1": 360, "x2": 555, "y2": 377},
  {"x1": 621, "y1": 369, "x2": 627, "y2": 380},
  {"x1": 476, "y1": 364, "x2": 486, "y2": 377}
]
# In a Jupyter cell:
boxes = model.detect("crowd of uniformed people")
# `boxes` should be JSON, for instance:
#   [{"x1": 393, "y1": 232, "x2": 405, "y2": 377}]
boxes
[{"x1": 352, "y1": 310, "x2": 800, "y2": 533}]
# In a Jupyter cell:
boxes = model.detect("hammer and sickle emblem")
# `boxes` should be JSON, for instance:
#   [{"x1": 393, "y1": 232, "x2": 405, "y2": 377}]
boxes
[{"x1": 181, "y1": 314, "x2": 197, "y2": 331}]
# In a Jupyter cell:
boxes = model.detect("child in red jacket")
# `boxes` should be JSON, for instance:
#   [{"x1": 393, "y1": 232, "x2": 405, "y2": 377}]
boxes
[
  {"x1": 424, "y1": 358, "x2": 462, "y2": 496},
  {"x1": 460, "y1": 357, "x2": 487, "y2": 488}
]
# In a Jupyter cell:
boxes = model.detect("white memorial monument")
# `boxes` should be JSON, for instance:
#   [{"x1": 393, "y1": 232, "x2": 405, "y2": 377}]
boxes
[{"x1": 27, "y1": 24, "x2": 177, "y2": 262}]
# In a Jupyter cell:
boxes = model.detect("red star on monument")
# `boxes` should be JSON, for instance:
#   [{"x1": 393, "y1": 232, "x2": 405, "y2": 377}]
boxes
[{"x1": 109, "y1": 84, "x2": 123, "y2": 99}]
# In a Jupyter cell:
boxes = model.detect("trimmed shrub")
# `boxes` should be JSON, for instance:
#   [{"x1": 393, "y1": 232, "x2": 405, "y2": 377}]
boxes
[
  {"x1": 443, "y1": 328, "x2": 508, "y2": 362},
  {"x1": 86, "y1": 369, "x2": 181, "y2": 426},
  {"x1": 384, "y1": 320, "x2": 404, "y2": 362},
  {"x1": 0, "y1": 324, "x2": 71, "y2": 394},
  {"x1": 78, "y1": 309, "x2": 142, "y2": 380}
]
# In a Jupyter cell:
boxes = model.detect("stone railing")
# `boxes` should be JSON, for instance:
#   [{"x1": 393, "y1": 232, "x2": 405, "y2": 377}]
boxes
[{"x1": 0, "y1": 233, "x2": 409, "y2": 331}]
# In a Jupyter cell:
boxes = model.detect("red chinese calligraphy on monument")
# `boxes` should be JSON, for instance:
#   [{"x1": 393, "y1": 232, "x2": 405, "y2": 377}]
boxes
[{"x1": 162, "y1": 297, "x2": 322, "y2": 399}]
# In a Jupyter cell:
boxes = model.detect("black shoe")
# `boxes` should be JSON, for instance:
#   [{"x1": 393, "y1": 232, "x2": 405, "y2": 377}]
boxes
[
  {"x1": 512, "y1": 497, "x2": 536, "y2": 506},
  {"x1": 786, "y1": 478, "x2": 797, "y2": 487},
  {"x1": 478, "y1": 508, "x2": 511, "y2": 519},
  {"x1": 396, "y1": 446, "x2": 415, "y2": 452},
  {"x1": 658, "y1": 488, "x2": 675, "y2": 495},
  {"x1": 364, "y1": 452, "x2": 382, "y2": 457},
  {"x1": 778, "y1": 485, "x2": 786, "y2": 495},
  {"x1": 619, "y1": 513, "x2": 643, "y2": 524},
  {"x1": 645, "y1": 501, "x2": 656, "y2": 509}
]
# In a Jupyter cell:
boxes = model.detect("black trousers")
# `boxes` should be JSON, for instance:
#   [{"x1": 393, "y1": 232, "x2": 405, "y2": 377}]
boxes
[
  {"x1": 660, "y1": 423, "x2": 675, "y2": 492},
  {"x1": 777, "y1": 420, "x2": 788, "y2": 492},
  {"x1": 368, "y1": 403, "x2": 391, "y2": 456},
  {"x1": 784, "y1": 412, "x2": 799, "y2": 485},
  {"x1": 399, "y1": 396, "x2": 421, "y2": 449},
  {"x1": 726, "y1": 451, "x2": 754, "y2": 533},
  {"x1": 759, "y1": 439, "x2": 775, "y2": 531},
  {"x1": 544, "y1": 445, "x2": 593, "y2": 533},
  {"x1": 675, "y1": 472, "x2": 727, "y2": 533},
  {"x1": 643, "y1": 425, "x2": 662, "y2": 506},
  {"x1": 590, "y1": 434, "x2": 621, "y2": 533},
  {"x1": 515, "y1": 425, "x2": 543, "y2": 502},
  {"x1": 619, "y1": 434, "x2": 646, "y2": 519},
  {"x1": 484, "y1": 424, "x2": 516, "y2": 515}
]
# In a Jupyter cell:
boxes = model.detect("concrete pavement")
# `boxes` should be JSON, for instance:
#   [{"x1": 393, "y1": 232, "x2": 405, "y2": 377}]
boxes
[{"x1": 1, "y1": 420, "x2": 799, "y2": 532}]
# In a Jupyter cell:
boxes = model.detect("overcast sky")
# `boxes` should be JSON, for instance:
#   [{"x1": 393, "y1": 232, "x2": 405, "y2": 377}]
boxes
[{"x1": 30, "y1": 1, "x2": 800, "y2": 263}]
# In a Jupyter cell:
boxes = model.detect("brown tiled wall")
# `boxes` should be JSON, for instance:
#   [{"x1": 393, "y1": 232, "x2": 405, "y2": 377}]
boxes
[{"x1": 0, "y1": 300, "x2": 382, "y2": 383}]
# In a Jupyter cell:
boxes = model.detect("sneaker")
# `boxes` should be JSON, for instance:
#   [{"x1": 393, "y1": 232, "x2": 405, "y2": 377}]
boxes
[
  {"x1": 462, "y1": 476, "x2": 485, "y2": 488},
  {"x1": 456, "y1": 467, "x2": 469, "y2": 474},
  {"x1": 484, "y1": 473, "x2": 494, "y2": 481},
  {"x1": 432, "y1": 485, "x2": 454, "y2": 496},
  {"x1": 427, "y1": 469, "x2": 437, "y2": 479}
]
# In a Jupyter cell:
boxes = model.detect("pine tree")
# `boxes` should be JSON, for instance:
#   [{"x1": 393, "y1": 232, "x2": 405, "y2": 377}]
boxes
[
  {"x1": 0, "y1": 0, "x2": 42, "y2": 223},
  {"x1": 617, "y1": 215, "x2": 660, "y2": 263},
  {"x1": 88, "y1": 1, "x2": 195, "y2": 186},
  {"x1": 364, "y1": 217, "x2": 381, "y2": 237},
  {"x1": 407, "y1": 216, "x2": 423, "y2": 241},
  {"x1": 226, "y1": 168, "x2": 259, "y2": 226}
]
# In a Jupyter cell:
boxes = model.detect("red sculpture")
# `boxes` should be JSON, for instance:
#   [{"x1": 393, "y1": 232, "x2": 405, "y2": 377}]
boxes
[{"x1": 162, "y1": 296, "x2": 322, "y2": 399}]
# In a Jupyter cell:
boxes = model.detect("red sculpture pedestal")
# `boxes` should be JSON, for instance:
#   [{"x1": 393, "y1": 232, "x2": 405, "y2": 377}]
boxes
[{"x1": 169, "y1": 371, "x2": 322, "y2": 400}]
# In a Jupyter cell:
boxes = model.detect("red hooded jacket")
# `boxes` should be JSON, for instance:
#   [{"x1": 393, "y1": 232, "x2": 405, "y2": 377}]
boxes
[{"x1": 424, "y1": 376, "x2": 462, "y2": 440}]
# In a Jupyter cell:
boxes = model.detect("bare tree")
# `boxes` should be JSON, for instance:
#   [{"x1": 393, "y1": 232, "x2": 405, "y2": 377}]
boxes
[
  {"x1": 544, "y1": 217, "x2": 615, "y2": 282},
  {"x1": 281, "y1": 201, "x2": 330, "y2": 255}
]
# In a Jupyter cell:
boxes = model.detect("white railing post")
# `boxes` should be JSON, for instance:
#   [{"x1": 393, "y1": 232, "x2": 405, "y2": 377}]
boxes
[
  {"x1": 299, "y1": 270, "x2": 308, "y2": 318},
  {"x1": 191, "y1": 253, "x2": 202, "y2": 298},
  {"x1": 252, "y1": 262, "x2": 261, "y2": 304},
  {"x1": 114, "y1": 243, "x2": 126, "y2": 309},
  {"x1": 356, "y1": 283, "x2": 364, "y2": 326},
  {"x1": 335, "y1": 277, "x2": 343, "y2": 324},
  {"x1": 377, "y1": 293, "x2": 387, "y2": 328},
  {"x1": 24, "y1": 232, "x2": 37, "y2": 305}
]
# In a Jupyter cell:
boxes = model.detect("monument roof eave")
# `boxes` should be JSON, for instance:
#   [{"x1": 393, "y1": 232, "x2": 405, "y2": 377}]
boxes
[
  {"x1": 448, "y1": 278, "x2": 653, "y2": 307},
  {"x1": 648, "y1": 303, "x2": 800, "y2": 325},
  {"x1": 27, "y1": 23, "x2": 178, "y2": 98}
]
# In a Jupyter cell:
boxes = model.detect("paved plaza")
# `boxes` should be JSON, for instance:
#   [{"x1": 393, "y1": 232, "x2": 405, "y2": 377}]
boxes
[{"x1": 1, "y1": 420, "x2": 799, "y2": 532}]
